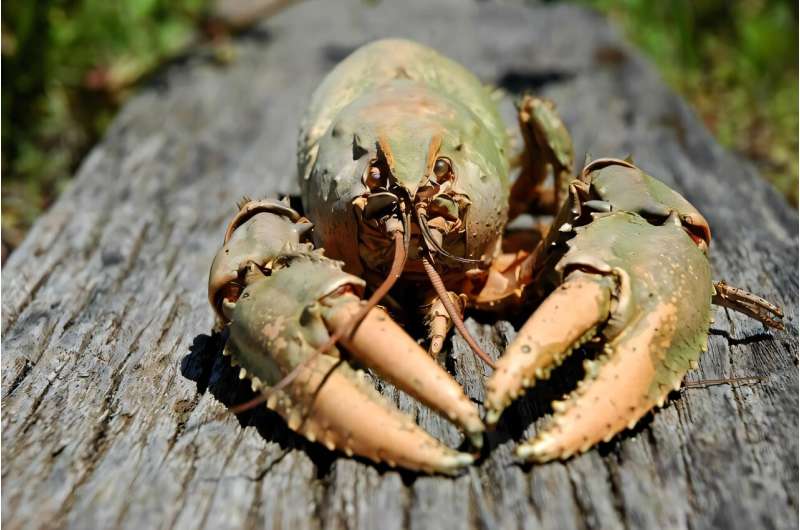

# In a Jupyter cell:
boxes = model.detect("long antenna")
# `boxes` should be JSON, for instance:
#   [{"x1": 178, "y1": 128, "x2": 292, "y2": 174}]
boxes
[{"x1": 421, "y1": 255, "x2": 496, "y2": 370}]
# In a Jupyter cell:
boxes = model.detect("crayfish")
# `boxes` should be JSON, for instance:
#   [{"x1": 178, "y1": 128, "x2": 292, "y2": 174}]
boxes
[{"x1": 208, "y1": 39, "x2": 783, "y2": 474}]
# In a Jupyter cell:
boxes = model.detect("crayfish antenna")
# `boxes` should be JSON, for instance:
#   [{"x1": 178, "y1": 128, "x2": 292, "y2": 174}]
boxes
[
  {"x1": 421, "y1": 256, "x2": 496, "y2": 370},
  {"x1": 682, "y1": 376, "x2": 764, "y2": 390}
]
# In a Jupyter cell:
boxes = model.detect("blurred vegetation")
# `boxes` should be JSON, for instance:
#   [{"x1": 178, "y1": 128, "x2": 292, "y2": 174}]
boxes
[
  {"x1": 577, "y1": 0, "x2": 798, "y2": 205},
  {"x1": 2, "y1": 0, "x2": 211, "y2": 257},
  {"x1": 1, "y1": 0, "x2": 797, "y2": 259}
]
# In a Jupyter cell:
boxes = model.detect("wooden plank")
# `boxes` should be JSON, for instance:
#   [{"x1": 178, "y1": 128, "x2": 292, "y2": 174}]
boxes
[{"x1": 2, "y1": 1, "x2": 797, "y2": 529}]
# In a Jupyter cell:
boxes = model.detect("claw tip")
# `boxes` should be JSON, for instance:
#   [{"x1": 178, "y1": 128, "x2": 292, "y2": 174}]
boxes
[
  {"x1": 516, "y1": 441, "x2": 551, "y2": 462},
  {"x1": 468, "y1": 431, "x2": 484, "y2": 449},
  {"x1": 442, "y1": 452, "x2": 474, "y2": 470}
]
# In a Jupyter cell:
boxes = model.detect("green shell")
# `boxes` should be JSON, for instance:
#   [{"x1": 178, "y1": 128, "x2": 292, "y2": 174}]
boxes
[
  {"x1": 552, "y1": 162, "x2": 714, "y2": 397},
  {"x1": 297, "y1": 39, "x2": 510, "y2": 273},
  {"x1": 228, "y1": 257, "x2": 365, "y2": 385}
]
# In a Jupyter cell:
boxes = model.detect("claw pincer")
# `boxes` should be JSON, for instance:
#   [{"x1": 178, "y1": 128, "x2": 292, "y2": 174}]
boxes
[
  {"x1": 487, "y1": 160, "x2": 715, "y2": 461},
  {"x1": 209, "y1": 200, "x2": 482, "y2": 474}
]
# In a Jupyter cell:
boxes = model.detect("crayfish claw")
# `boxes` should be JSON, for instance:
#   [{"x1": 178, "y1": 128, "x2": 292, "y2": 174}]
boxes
[
  {"x1": 485, "y1": 271, "x2": 614, "y2": 426},
  {"x1": 491, "y1": 160, "x2": 723, "y2": 461},
  {"x1": 210, "y1": 195, "x2": 482, "y2": 473},
  {"x1": 321, "y1": 293, "x2": 485, "y2": 449},
  {"x1": 515, "y1": 299, "x2": 693, "y2": 462},
  {"x1": 221, "y1": 248, "x2": 479, "y2": 473}
]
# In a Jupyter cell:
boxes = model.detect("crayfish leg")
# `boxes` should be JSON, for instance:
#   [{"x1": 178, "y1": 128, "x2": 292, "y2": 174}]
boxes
[
  {"x1": 508, "y1": 95, "x2": 574, "y2": 220},
  {"x1": 421, "y1": 291, "x2": 467, "y2": 358},
  {"x1": 712, "y1": 280, "x2": 784, "y2": 330}
]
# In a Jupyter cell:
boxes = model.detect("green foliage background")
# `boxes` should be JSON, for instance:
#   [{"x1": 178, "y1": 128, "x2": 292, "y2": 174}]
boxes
[
  {"x1": 2, "y1": 0, "x2": 207, "y2": 252},
  {"x1": 1, "y1": 0, "x2": 797, "y2": 256},
  {"x1": 577, "y1": 0, "x2": 798, "y2": 205}
]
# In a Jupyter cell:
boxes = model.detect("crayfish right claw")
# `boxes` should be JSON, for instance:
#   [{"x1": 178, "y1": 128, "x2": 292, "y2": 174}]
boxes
[
  {"x1": 210, "y1": 199, "x2": 482, "y2": 473},
  {"x1": 488, "y1": 160, "x2": 724, "y2": 461},
  {"x1": 485, "y1": 271, "x2": 613, "y2": 426},
  {"x1": 226, "y1": 262, "x2": 479, "y2": 474},
  {"x1": 321, "y1": 293, "x2": 485, "y2": 449}
]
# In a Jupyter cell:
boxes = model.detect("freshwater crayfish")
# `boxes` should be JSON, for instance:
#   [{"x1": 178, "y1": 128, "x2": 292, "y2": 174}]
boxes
[{"x1": 208, "y1": 39, "x2": 783, "y2": 474}]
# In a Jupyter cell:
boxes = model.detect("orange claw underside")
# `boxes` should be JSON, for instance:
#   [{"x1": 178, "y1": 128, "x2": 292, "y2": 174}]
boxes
[
  {"x1": 223, "y1": 256, "x2": 484, "y2": 474},
  {"x1": 517, "y1": 302, "x2": 683, "y2": 461},
  {"x1": 323, "y1": 297, "x2": 485, "y2": 447},
  {"x1": 266, "y1": 352, "x2": 474, "y2": 473},
  {"x1": 484, "y1": 199, "x2": 715, "y2": 462},
  {"x1": 485, "y1": 271, "x2": 613, "y2": 424}
]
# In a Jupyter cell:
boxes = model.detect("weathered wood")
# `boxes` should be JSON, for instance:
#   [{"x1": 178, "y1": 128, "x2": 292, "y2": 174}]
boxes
[{"x1": 2, "y1": 1, "x2": 797, "y2": 529}]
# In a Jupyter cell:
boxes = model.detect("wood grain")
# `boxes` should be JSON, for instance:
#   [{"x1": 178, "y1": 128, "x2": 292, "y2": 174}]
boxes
[{"x1": 2, "y1": 1, "x2": 797, "y2": 529}]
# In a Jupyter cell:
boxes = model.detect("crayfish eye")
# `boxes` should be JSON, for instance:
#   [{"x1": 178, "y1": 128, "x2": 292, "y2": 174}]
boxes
[
  {"x1": 433, "y1": 158, "x2": 452, "y2": 182},
  {"x1": 366, "y1": 165, "x2": 384, "y2": 189}
]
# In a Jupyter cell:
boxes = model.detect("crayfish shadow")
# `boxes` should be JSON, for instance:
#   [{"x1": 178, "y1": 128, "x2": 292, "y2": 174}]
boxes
[
  {"x1": 181, "y1": 332, "x2": 338, "y2": 474},
  {"x1": 480, "y1": 343, "x2": 592, "y2": 452},
  {"x1": 495, "y1": 69, "x2": 575, "y2": 95}
]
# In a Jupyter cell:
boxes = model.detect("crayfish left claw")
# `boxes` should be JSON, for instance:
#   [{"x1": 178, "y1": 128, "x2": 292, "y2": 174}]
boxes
[
  {"x1": 210, "y1": 200, "x2": 482, "y2": 473},
  {"x1": 485, "y1": 271, "x2": 614, "y2": 425},
  {"x1": 488, "y1": 160, "x2": 719, "y2": 462}
]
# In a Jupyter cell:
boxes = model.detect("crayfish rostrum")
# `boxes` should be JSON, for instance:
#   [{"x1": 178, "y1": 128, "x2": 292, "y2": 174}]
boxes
[{"x1": 208, "y1": 39, "x2": 783, "y2": 474}]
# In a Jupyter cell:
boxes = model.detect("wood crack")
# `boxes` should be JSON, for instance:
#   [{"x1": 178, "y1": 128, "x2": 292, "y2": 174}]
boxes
[
  {"x1": 113, "y1": 222, "x2": 150, "y2": 290},
  {"x1": 2, "y1": 357, "x2": 33, "y2": 400},
  {"x1": 566, "y1": 467, "x2": 594, "y2": 530},
  {"x1": 52, "y1": 333, "x2": 138, "y2": 527},
  {"x1": 244, "y1": 450, "x2": 270, "y2": 529},
  {"x1": 164, "y1": 440, "x2": 200, "y2": 530},
  {"x1": 2, "y1": 253, "x2": 64, "y2": 335},
  {"x1": 195, "y1": 431, "x2": 244, "y2": 530},
  {"x1": 601, "y1": 457, "x2": 629, "y2": 530}
]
